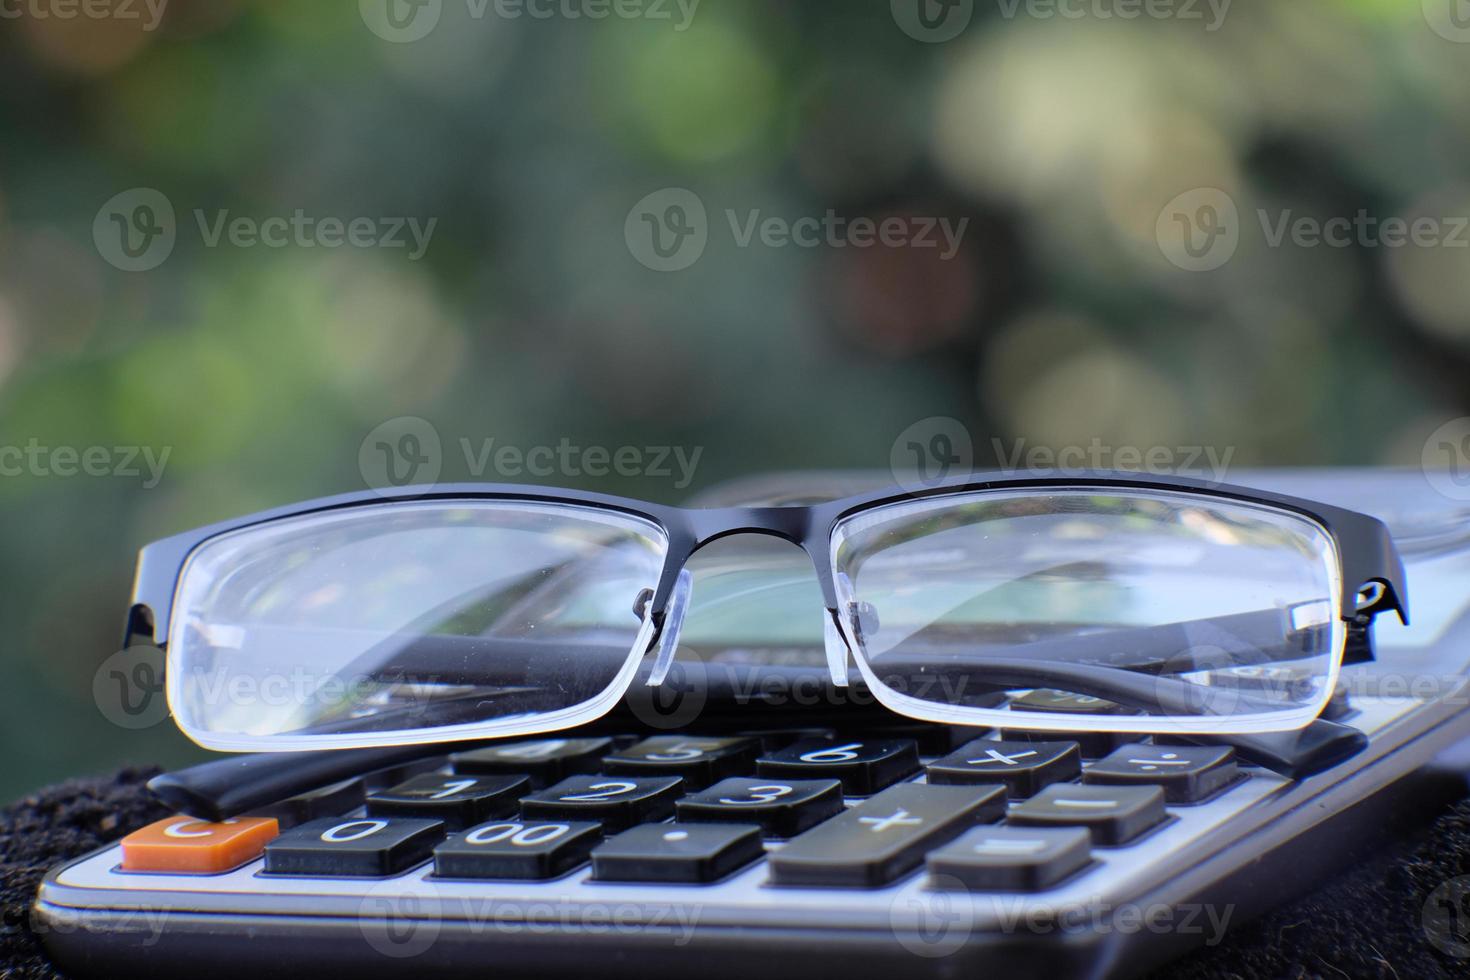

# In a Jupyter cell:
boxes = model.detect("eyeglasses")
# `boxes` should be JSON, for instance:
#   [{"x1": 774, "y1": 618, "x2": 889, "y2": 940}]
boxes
[{"x1": 125, "y1": 474, "x2": 1407, "y2": 752}]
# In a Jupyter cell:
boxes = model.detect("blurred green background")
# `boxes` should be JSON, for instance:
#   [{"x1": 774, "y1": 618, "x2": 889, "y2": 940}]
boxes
[{"x1": 2, "y1": 0, "x2": 1469, "y2": 802}]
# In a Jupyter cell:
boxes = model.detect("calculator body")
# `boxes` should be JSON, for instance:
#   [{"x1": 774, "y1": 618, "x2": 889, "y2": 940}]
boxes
[{"x1": 34, "y1": 470, "x2": 1470, "y2": 978}]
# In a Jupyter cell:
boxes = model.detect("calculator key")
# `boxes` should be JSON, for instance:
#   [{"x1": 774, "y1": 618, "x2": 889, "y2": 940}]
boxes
[
  {"x1": 1206, "y1": 664, "x2": 1318, "y2": 699},
  {"x1": 264, "y1": 817, "x2": 444, "y2": 876},
  {"x1": 676, "y1": 778, "x2": 844, "y2": 838},
  {"x1": 859, "y1": 722, "x2": 971, "y2": 755},
  {"x1": 997, "y1": 727, "x2": 1141, "y2": 759},
  {"x1": 263, "y1": 778, "x2": 366, "y2": 829},
  {"x1": 592, "y1": 823, "x2": 764, "y2": 883},
  {"x1": 433, "y1": 821, "x2": 602, "y2": 879},
  {"x1": 926, "y1": 739, "x2": 1081, "y2": 798},
  {"x1": 756, "y1": 739, "x2": 920, "y2": 795},
  {"x1": 120, "y1": 816, "x2": 279, "y2": 874},
  {"x1": 1322, "y1": 679, "x2": 1354, "y2": 721},
  {"x1": 1083, "y1": 745, "x2": 1238, "y2": 804},
  {"x1": 520, "y1": 775, "x2": 683, "y2": 832},
  {"x1": 602, "y1": 736, "x2": 758, "y2": 789},
  {"x1": 451, "y1": 738, "x2": 612, "y2": 788},
  {"x1": 364, "y1": 755, "x2": 447, "y2": 791},
  {"x1": 1008, "y1": 784, "x2": 1166, "y2": 846},
  {"x1": 1009, "y1": 689, "x2": 1134, "y2": 716},
  {"x1": 736, "y1": 727, "x2": 837, "y2": 752},
  {"x1": 928, "y1": 826, "x2": 1092, "y2": 892},
  {"x1": 367, "y1": 773, "x2": 529, "y2": 830},
  {"x1": 768, "y1": 783, "x2": 1006, "y2": 887}
]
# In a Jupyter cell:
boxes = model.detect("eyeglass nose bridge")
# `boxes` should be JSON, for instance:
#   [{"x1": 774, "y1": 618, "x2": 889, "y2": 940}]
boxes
[{"x1": 637, "y1": 510, "x2": 854, "y2": 690}]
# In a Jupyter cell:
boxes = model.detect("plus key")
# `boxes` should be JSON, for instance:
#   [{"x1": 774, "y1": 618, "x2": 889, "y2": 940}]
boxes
[{"x1": 768, "y1": 783, "x2": 1006, "y2": 887}]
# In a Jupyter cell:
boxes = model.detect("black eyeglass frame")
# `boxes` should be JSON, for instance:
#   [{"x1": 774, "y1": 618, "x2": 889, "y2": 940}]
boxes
[{"x1": 128, "y1": 471, "x2": 1407, "y2": 657}]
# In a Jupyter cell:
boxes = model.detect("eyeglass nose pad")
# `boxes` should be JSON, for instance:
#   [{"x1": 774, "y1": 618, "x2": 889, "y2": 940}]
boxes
[
  {"x1": 824, "y1": 610, "x2": 851, "y2": 688},
  {"x1": 644, "y1": 568, "x2": 693, "y2": 687}
]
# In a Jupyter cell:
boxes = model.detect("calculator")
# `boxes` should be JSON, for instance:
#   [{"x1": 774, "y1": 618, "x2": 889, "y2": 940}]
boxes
[{"x1": 32, "y1": 470, "x2": 1470, "y2": 978}]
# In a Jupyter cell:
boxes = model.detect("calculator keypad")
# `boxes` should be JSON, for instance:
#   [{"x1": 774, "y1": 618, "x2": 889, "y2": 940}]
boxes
[{"x1": 82, "y1": 710, "x2": 1298, "y2": 899}]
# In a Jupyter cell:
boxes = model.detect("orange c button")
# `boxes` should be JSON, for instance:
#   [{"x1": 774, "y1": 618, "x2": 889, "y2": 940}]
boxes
[{"x1": 120, "y1": 816, "x2": 280, "y2": 873}]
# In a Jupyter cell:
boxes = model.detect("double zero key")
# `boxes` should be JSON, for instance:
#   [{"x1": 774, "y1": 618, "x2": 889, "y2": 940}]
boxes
[
  {"x1": 434, "y1": 821, "x2": 603, "y2": 879},
  {"x1": 768, "y1": 783, "x2": 1007, "y2": 887}
]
